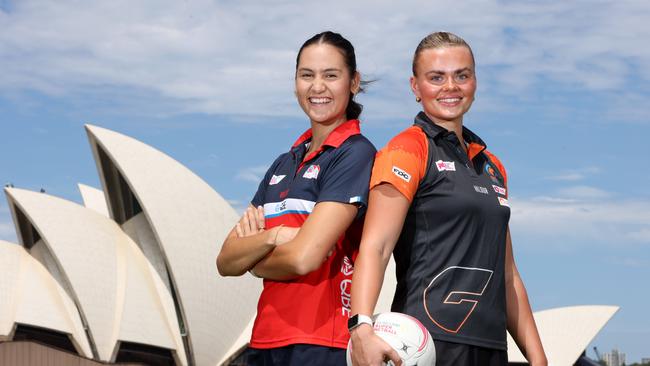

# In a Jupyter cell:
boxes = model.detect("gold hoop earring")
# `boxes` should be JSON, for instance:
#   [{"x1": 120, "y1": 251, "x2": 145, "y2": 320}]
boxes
[{"x1": 416, "y1": 97, "x2": 421, "y2": 103}]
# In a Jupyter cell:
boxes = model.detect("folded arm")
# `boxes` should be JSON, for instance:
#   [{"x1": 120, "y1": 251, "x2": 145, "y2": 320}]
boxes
[
  {"x1": 216, "y1": 205, "x2": 279, "y2": 277},
  {"x1": 250, "y1": 201, "x2": 358, "y2": 281}
]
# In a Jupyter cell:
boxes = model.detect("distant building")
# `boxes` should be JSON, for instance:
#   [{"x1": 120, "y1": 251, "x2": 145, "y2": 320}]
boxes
[
  {"x1": 642, "y1": 357, "x2": 650, "y2": 364},
  {"x1": 602, "y1": 348, "x2": 626, "y2": 366}
]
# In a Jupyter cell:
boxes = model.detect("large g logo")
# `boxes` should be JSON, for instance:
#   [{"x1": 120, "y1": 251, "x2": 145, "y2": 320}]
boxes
[{"x1": 423, "y1": 266, "x2": 493, "y2": 333}]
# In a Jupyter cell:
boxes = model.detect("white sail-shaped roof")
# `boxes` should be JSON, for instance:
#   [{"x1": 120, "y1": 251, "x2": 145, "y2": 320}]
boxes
[
  {"x1": 85, "y1": 124, "x2": 261, "y2": 366},
  {"x1": 0, "y1": 240, "x2": 93, "y2": 358},
  {"x1": 507, "y1": 305, "x2": 619, "y2": 365},
  {"x1": 4, "y1": 188, "x2": 187, "y2": 365},
  {"x1": 78, "y1": 183, "x2": 110, "y2": 217}
]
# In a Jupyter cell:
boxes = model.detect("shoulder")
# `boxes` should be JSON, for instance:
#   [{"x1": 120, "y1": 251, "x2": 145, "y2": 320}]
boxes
[
  {"x1": 340, "y1": 134, "x2": 377, "y2": 154},
  {"x1": 331, "y1": 134, "x2": 377, "y2": 164},
  {"x1": 381, "y1": 126, "x2": 428, "y2": 156}
]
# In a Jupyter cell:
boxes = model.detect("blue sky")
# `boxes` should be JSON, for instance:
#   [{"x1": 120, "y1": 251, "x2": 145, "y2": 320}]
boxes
[{"x1": 1, "y1": 0, "x2": 649, "y2": 362}]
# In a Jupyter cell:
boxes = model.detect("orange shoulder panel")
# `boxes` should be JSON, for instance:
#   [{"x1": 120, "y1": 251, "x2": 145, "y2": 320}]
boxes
[{"x1": 370, "y1": 126, "x2": 428, "y2": 202}]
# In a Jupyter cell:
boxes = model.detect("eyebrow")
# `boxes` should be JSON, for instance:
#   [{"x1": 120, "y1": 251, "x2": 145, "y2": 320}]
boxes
[
  {"x1": 425, "y1": 67, "x2": 473, "y2": 75},
  {"x1": 297, "y1": 67, "x2": 343, "y2": 73}
]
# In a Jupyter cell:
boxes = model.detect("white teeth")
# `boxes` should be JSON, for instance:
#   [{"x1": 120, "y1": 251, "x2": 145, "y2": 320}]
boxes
[
  {"x1": 439, "y1": 98, "x2": 461, "y2": 103},
  {"x1": 309, "y1": 97, "x2": 331, "y2": 104}
]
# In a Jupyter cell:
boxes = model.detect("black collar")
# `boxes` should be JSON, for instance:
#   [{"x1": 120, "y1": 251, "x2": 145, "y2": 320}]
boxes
[{"x1": 413, "y1": 111, "x2": 486, "y2": 148}]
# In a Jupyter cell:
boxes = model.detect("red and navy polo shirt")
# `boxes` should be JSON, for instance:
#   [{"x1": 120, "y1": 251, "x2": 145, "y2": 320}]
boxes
[
  {"x1": 370, "y1": 112, "x2": 511, "y2": 350},
  {"x1": 249, "y1": 119, "x2": 376, "y2": 349}
]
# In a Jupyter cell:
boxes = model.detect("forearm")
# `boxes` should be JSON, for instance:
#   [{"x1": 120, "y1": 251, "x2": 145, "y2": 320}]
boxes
[
  {"x1": 350, "y1": 243, "x2": 391, "y2": 317},
  {"x1": 216, "y1": 230, "x2": 275, "y2": 276},
  {"x1": 506, "y1": 273, "x2": 547, "y2": 366},
  {"x1": 250, "y1": 241, "x2": 305, "y2": 280}
]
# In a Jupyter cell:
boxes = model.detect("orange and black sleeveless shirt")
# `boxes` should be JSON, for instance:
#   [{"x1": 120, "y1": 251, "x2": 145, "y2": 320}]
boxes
[{"x1": 370, "y1": 112, "x2": 510, "y2": 350}]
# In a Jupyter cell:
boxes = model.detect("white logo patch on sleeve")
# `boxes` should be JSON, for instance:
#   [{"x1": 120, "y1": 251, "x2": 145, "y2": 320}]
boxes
[
  {"x1": 474, "y1": 185, "x2": 489, "y2": 194},
  {"x1": 435, "y1": 160, "x2": 456, "y2": 172},
  {"x1": 392, "y1": 166, "x2": 411, "y2": 182},
  {"x1": 302, "y1": 165, "x2": 320, "y2": 179},
  {"x1": 492, "y1": 185, "x2": 507, "y2": 196},
  {"x1": 269, "y1": 174, "x2": 286, "y2": 185},
  {"x1": 498, "y1": 197, "x2": 509, "y2": 207}
]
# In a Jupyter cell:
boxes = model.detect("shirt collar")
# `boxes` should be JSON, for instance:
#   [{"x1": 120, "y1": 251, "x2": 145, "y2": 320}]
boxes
[
  {"x1": 291, "y1": 119, "x2": 361, "y2": 149},
  {"x1": 413, "y1": 111, "x2": 487, "y2": 160}
]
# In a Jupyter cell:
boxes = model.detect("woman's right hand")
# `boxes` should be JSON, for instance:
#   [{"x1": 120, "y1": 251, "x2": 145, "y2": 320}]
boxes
[
  {"x1": 273, "y1": 226, "x2": 299, "y2": 245},
  {"x1": 350, "y1": 324, "x2": 402, "y2": 366},
  {"x1": 235, "y1": 206, "x2": 266, "y2": 238}
]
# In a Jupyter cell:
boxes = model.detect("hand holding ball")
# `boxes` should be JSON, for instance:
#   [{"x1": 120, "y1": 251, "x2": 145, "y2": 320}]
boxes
[{"x1": 347, "y1": 312, "x2": 436, "y2": 366}]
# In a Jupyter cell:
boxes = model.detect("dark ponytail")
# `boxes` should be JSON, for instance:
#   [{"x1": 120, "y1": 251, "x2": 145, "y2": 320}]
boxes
[{"x1": 296, "y1": 31, "x2": 367, "y2": 120}]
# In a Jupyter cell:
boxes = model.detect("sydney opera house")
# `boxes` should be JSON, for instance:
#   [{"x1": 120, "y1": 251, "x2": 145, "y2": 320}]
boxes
[{"x1": 0, "y1": 125, "x2": 618, "y2": 365}]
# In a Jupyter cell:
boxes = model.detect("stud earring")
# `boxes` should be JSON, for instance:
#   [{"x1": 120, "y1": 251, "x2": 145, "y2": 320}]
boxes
[{"x1": 416, "y1": 97, "x2": 421, "y2": 103}]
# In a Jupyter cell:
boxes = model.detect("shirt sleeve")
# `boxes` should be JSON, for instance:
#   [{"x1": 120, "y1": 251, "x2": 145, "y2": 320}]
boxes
[
  {"x1": 316, "y1": 136, "x2": 376, "y2": 208},
  {"x1": 251, "y1": 155, "x2": 284, "y2": 207},
  {"x1": 369, "y1": 127, "x2": 428, "y2": 203}
]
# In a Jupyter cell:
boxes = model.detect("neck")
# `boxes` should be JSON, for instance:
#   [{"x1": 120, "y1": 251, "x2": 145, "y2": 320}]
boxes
[
  {"x1": 307, "y1": 117, "x2": 348, "y2": 154},
  {"x1": 424, "y1": 112, "x2": 466, "y2": 152}
]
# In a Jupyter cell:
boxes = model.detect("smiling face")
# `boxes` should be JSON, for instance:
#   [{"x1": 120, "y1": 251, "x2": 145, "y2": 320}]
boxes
[
  {"x1": 295, "y1": 43, "x2": 360, "y2": 126},
  {"x1": 410, "y1": 46, "x2": 476, "y2": 124}
]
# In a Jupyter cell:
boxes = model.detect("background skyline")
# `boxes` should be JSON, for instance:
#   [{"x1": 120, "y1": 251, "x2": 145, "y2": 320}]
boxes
[{"x1": 1, "y1": 0, "x2": 649, "y2": 362}]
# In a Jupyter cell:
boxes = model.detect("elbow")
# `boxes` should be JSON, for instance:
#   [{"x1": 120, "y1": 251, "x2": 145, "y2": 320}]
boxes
[
  {"x1": 293, "y1": 262, "x2": 317, "y2": 277},
  {"x1": 291, "y1": 251, "x2": 322, "y2": 277},
  {"x1": 215, "y1": 255, "x2": 229, "y2": 276},
  {"x1": 216, "y1": 254, "x2": 246, "y2": 277},
  {"x1": 379, "y1": 247, "x2": 393, "y2": 266}
]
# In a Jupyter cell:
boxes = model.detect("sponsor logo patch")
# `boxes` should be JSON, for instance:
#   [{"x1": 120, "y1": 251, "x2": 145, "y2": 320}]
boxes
[
  {"x1": 341, "y1": 256, "x2": 354, "y2": 276},
  {"x1": 492, "y1": 185, "x2": 507, "y2": 196},
  {"x1": 498, "y1": 197, "x2": 509, "y2": 207},
  {"x1": 269, "y1": 174, "x2": 286, "y2": 185},
  {"x1": 302, "y1": 165, "x2": 320, "y2": 179},
  {"x1": 435, "y1": 160, "x2": 456, "y2": 172},
  {"x1": 275, "y1": 200, "x2": 287, "y2": 213},
  {"x1": 340, "y1": 279, "x2": 352, "y2": 317},
  {"x1": 392, "y1": 166, "x2": 411, "y2": 182},
  {"x1": 485, "y1": 163, "x2": 502, "y2": 184},
  {"x1": 474, "y1": 185, "x2": 489, "y2": 194}
]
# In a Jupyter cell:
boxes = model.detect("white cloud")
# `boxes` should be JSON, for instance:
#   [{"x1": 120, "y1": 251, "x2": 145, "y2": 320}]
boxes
[
  {"x1": 226, "y1": 199, "x2": 248, "y2": 215},
  {"x1": 626, "y1": 228, "x2": 650, "y2": 244},
  {"x1": 235, "y1": 165, "x2": 268, "y2": 183},
  {"x1": 1, "y1": 0, "x2": 648, "y2": 120},
  {"x1": 509, "y1": 195, "x2": 650, "y2": 247},
  {"x1": 610, "y1": 257, "x2": 650, "y2": 268},
  {"x1": 556, "y1": 185, "x2": 611, "y2": 199},
  {"x1": 546, "y1": 167, "x2": 601, "y2": 182},
  {"x1": 546, "y1": 172, "x2": 585, "y2": 182}
]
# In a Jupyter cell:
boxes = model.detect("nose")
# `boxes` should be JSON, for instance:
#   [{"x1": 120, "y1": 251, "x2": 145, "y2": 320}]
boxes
[
  {"x1": 443, "y1": 76, "x2": 459, "y2": 91},
  {"x1": 311, "y1": 76, "x2": 326, "y2": 93}
]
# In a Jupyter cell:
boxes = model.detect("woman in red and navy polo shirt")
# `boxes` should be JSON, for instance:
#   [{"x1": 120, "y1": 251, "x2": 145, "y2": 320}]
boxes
[
  {"x1": 217, "y1": 31, "x2": 375, "y2": 366},
  {"x1": 349, "y1": 32, "x2": 548, "y2": 366}
]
